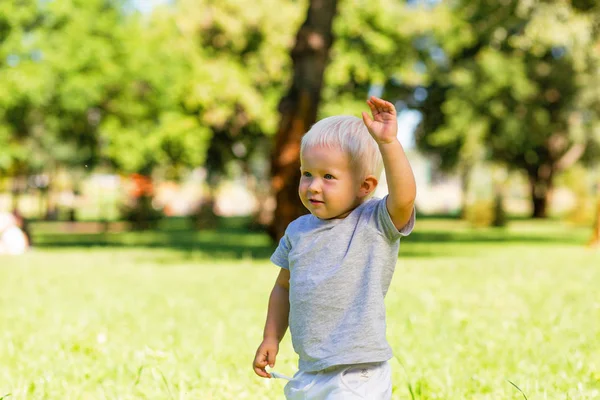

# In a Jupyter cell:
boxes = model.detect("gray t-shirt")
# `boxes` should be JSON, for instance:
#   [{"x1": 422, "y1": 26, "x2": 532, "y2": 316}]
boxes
[{"x1": 271, "y1": 196, "x2": 415, "y2": 372}]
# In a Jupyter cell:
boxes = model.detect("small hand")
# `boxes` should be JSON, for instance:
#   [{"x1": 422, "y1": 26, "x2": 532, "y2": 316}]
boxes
[
  {"x1": 253, "y1": 338, "x2": 279, "y2": 378},
  {"x1": 362, "y1": 96, "x2": 398, "y2": 145}
]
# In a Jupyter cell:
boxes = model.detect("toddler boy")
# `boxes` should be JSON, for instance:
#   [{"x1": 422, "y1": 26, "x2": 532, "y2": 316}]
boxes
[{"x1": 253, "y1": 96, "x2": 416, "y2": 399}]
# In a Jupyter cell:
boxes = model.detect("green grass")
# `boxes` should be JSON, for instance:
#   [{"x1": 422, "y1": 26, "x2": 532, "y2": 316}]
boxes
[{"x1": 1, "y1": 218, "x2": 600, "y2": 399}]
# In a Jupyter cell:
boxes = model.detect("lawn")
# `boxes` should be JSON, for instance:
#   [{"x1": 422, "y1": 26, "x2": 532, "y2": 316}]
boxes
[{"x1": 1, "y1": 217, "x2": 599, "y2": 399}]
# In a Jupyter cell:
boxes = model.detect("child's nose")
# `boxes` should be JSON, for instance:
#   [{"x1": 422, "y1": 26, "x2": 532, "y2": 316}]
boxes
[{"x1": 307, "y1": 179, "x2": 321, "y2": 193}]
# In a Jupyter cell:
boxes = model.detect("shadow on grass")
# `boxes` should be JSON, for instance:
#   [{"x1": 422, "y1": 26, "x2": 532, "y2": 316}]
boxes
[
  {"x1": 29, "y1": 216, "x2": 589, "y2": 260},
  {"x1": 31, "y1": 217, "x2": 277, "y2": 260},
  {"x1": 406, "y1": 229, "x2": 579, "y2": 244},
  {"x1": 398, "y1": 231, "x2": 584, "y2": 259}
]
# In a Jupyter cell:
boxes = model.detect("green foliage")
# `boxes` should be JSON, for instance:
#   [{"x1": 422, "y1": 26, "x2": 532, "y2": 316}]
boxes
[
  {"x1": 465, "y1": 199, "x2": 494, "y2": 227},
  {"x1": 0, "y1": 0, "x2": 304, "y2": 180},
  {"x1": 172, "y1": 0, "x2": 304, "y2": 180},
  {"x1": 3, "y1": 0, "x2": 600, "y2": 220},
  {"x1": 415, "y1": 0, "x2": 600, "y2": 176},
  {"x1": 0, "y1": 0, "x2": 126, "y2": 175},
  {"x1": 96, "y1": 8, "x2": 211, "y2": 175},
  {"x1": 119, "y1": 193, "x2": 163, "y2": 230},
  {"x1": 322, "y1": 0, "x2": 434, "y2": 117},
  {"x1": 557, "y1": 164, "x2": 597, "y2": 225},
  {"x1": 176, "y1": 0, "x2": 303, "y2": 134}
]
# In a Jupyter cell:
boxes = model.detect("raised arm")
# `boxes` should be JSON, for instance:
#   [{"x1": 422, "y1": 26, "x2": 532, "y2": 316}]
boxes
[{"x1": 362, "y1": 96, "x2": 416, "y2": 230}]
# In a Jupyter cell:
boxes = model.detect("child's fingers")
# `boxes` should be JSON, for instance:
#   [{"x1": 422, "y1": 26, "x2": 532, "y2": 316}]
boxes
[
  {"x1": 253, "y1": 352, "x2": 272, "y2": 378},
  {"x1": 254, "y1": 350, "x2": 268, "y2": 367},
  {"x1": 370, "y1": 96, "x2": 395, "y2": 113},
  {"x1": 369, "y1": 96, "x2": 383, "y2": 110},
  {"x1": 383, "y1": 100, "x2": 396, "y2": 112},
  {"x1": 267, "y1": 350, "x2": 276, "y2": 368},
  {"x1": 362, "y1": 111, "x2": 373, "y2": 128},
  {"x1": 366, "y1": 99, "x2": 378, "y2": 114},
  {"x1": 254, "y1": 365, "x2": 271, "y2": 378}
]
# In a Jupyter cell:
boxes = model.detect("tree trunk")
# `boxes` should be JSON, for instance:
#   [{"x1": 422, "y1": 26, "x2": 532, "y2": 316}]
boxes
[
  {"x1": 11, "y1": 176, "x2": 24, "y2": 214},
  {"x1": 45, "y1": 179, "x2": 57, "y2": 221},
  {"x1": 528, "y1": 166, "x2": 554, "y2": 218},
  {"x1": 459, "y1": 163, "x2": 471, "y2": 219},
  {"x1": 268, "y1": 0, "x2": 338, "y2": 241}
]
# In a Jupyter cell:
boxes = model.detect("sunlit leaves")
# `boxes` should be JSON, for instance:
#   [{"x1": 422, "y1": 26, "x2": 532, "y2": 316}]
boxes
[{"x1": 417, "y1": 0, "x2": 600, "y2": 177}]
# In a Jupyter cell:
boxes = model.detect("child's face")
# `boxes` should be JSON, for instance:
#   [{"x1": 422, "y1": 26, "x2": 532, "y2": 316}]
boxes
[{"x1": 299, "y1": 145, "x2": 364, "y2": 220}]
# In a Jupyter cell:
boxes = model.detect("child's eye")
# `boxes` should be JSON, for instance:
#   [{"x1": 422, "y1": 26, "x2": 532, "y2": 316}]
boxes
[
  {"x1": 302, "y1": 171, "x2": 312, "y2": 177},
  {"x1": 324, "y1": 174, "x2": 334, "y2": 180}
]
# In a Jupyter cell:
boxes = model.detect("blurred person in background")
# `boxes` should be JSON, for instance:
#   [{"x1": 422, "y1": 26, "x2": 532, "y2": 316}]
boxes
[{"x1": 0, "y1": 211, "x2": 29, "y2": 255}]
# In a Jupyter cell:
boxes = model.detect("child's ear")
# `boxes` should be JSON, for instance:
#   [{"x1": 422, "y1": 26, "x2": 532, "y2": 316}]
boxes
[{"x1": 359, "y1": 175, "x2": 378, "y2": 198}]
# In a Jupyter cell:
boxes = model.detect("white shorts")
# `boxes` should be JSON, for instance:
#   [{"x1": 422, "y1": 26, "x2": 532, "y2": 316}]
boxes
[{"x1": 284, "y1": 361, "x2": 391, "y2": 400}]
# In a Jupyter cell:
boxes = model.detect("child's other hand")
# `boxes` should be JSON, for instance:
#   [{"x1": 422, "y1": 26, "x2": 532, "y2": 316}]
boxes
[
  {"x1": 362, "y1": 96, "x2": 398, "y2": 145},
  {"x1": 253, "y1": 338, "x2": 279, "y2": 378}
]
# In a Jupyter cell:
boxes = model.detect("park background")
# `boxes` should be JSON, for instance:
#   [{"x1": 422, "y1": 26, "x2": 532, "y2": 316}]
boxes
[{"x1": 1, "y1": 0, "x2": 600, "y2": 398}]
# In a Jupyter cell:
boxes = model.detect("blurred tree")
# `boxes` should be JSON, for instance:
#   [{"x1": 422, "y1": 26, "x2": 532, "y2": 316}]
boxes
[
  {"x1": 2, "y1": 0, "x2": 303, "y2": 225},
  {"x1": 268, "y1": 0, "x2": 338, "y2": 241},
  {"x1": 0, "y1": 0, "x2": 45, "y2": 212},
  {"x1": 94, "y1": 7, "x2": 212, "y2": 226},
  {"x1": 321, "y1": 0, "x2": 435, "y2": 117},
  {"x1": 0, "y1": 0, "x2": 126, "y2": 217},
  {"x1": 99, "y1": 8, "x2": 209, "y2": 178},
  {"x1": 414, "y1": 0, "x2": 600, "y2": 218},
  {"x1": 172, "y1": 0, "x2": 303, "y2": 226}
]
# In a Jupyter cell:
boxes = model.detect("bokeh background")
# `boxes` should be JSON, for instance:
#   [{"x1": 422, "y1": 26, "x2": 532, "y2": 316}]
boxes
[{"x1": 1, "y1": 0, "x2": 600, "y2": 399}]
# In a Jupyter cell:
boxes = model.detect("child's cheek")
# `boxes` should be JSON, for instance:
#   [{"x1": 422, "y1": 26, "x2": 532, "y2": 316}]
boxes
[{"x1": 299, "y1": 182, "x2": 310, "y2": 195}]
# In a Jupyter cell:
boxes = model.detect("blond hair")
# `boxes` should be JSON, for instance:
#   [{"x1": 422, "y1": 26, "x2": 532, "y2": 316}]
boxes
[{"x1": 300, "y1": 115, "x2": 383, "y2": 180}]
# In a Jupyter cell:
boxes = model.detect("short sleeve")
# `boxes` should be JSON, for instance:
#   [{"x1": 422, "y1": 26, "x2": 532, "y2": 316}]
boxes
[
  {"x1": 270, "y1": 232, "x2": 291, "y2": 269},
  {"x1": 374, "y1": 196, "x2": 416, "y2": 241}
]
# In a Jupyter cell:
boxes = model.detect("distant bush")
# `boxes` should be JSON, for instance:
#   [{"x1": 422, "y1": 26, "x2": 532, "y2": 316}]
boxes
[
  {"x1": 465, "y1": 200, "x2": 494, "y2": 227},
  {"x1": 191, "y1": 198, "x2": 218, "y2": 230},
  {"x1": 567, "y1": 197, "x2": 596, "y2": 226},
  {"x1": 120, "y1": 194, "x2": 163, "y2": 230},
  {"x1": 466, "y1": 192, "x2": 507, "y2": 228},
  {"x1": 557, "y1": 165, "x2": 596, "y2": 226},
  {"x1": 119, "y1": 174, "x2": 162, "y2": 230}
]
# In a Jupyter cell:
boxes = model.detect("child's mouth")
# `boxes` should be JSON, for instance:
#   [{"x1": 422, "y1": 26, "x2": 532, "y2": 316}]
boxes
[{"x1": 309, "y1": 199, "x2": 324, "y2": 205}]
